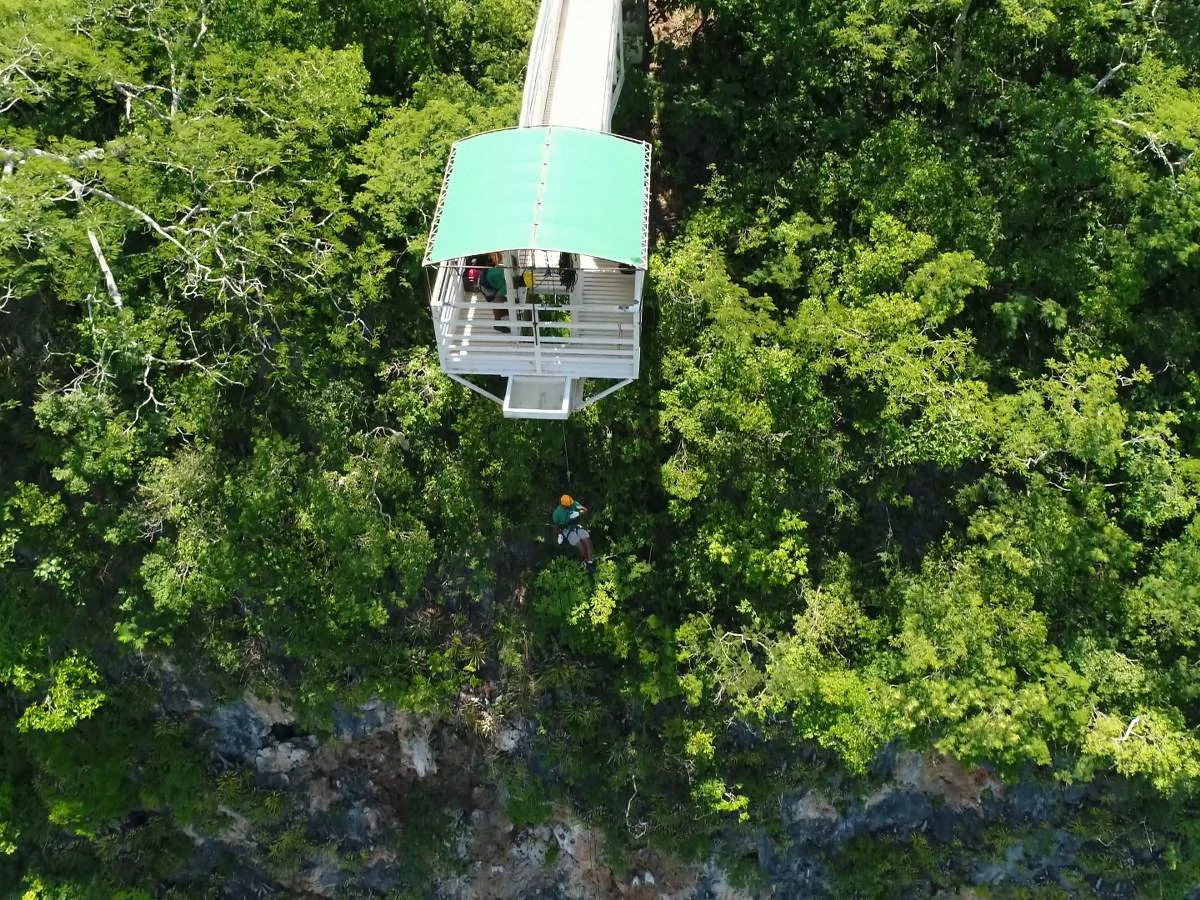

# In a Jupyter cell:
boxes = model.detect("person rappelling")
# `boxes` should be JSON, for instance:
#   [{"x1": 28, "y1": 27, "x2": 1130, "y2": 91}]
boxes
[{"x1": 554, "y1": 494, "x2": 595, "y2": 572}]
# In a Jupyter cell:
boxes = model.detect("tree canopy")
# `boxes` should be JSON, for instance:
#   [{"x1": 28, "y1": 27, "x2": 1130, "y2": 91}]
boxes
[{"x1": 2, "y1": 0, "x2": 1199, "y2": 894}]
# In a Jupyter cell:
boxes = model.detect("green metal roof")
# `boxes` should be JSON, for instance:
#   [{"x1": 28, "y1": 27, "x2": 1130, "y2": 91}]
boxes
[{"x1": 423, "y1": 126, "x2": 651, "y2": 268}]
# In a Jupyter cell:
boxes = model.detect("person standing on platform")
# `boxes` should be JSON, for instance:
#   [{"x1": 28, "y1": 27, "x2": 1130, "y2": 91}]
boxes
[{"x1": 480, "y1": 252, "x2": 510, "y2": 333}]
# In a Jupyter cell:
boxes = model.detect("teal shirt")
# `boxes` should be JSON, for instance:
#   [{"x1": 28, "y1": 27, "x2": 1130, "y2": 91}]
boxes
[
  {"x1": 553, "y1": 502, "x2": 584, "y2": 530},
  {"x1": 482, "y1": 266, "x2": 507, "y2": 296}
]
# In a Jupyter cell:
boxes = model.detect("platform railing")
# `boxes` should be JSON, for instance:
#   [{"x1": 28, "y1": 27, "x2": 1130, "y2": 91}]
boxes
[
  {"x1": 439, "y1": 299, "x2": 635, "y2": 374},
  {"x1": 429, "y1": 262, "x2": 463, "y2": 368},
  {"x1": 433, "y1": 254, "x2": 639, "y2": 378},
  {"x1": 439, "y1": 300, "x2": 637, "y2": 345}
]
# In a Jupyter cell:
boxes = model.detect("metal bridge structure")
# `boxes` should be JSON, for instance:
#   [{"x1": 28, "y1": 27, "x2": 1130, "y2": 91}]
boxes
[{"x1": 422, "y1": 0, "x2": 650, "y2": 419}]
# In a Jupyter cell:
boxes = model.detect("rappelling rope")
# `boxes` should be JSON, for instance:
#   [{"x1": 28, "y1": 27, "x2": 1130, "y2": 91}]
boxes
[{"x1": 561, "y1": 421, "x2": 572, "y2": 483}]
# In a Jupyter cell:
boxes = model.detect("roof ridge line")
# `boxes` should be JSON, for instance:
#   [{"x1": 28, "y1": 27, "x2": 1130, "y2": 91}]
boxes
[{"x1": 529, "y1": 126, "x2": 555, "y2": 248}]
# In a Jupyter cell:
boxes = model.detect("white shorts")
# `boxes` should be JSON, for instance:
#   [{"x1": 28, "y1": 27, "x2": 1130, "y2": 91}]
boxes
[{"x1": 565, "y1": 528, "x2": 589, "y2": 547}]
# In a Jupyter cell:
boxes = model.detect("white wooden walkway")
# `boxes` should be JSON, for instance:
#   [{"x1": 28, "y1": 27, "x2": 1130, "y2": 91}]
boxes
[{"x1": 522, "y1": 0, "x2": 623, "y2": 131}]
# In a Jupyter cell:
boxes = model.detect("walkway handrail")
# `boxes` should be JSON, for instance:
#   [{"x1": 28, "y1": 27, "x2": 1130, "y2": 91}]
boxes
[{"x1": 520, "y1": 0, "x2": 565, "y2": 126}]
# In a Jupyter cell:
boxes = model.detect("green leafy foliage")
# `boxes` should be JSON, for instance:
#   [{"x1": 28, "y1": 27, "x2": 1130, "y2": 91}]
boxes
[{"x1": 2, "y1": 0, "x2": 1199, "y2": 890}]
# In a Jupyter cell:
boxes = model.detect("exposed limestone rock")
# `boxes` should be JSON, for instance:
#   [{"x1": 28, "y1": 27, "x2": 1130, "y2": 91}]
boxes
[
  {"x1": 188, "y1": 691, "x2": 1111, "y2": 899},
  {"x1": 891, "y1": 751, "x2": 1005, "y2": 812},
  {"x1": 398, "y1": 716, "x2": 437, "y2": 778},
  {"x1": 243, "y1": 691, "x2": 296, "y2": 730},
  {"x1": 332, "y1": 698, "x2": 393, "y2": 740},
  {"x1": 255, "y1": 741, "x2": 311, "y2": 787},
  {"x1": 208, "y1": 700, "x2": 266, "y2": 765},
  {"x1": 156, "y1": 656, "x2": 208, "y2": 716},
  {"x1": 492, "y1": 724, "x2": 523, "y2": 753},
  {"x1": 782, "y1": 790, "x2": 840, "y2": 829},
  {"x1": 215, "y1": 805, "x2": 256, "y2": 852}
]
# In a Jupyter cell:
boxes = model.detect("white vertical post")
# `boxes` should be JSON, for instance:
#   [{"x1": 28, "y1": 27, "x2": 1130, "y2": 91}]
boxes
[
  {"x1": 431, "y1": 263, "x2": 450, "y2": 369},
  {"x1": 533, "y1": 302, "x2": 542, "y2": 375}
]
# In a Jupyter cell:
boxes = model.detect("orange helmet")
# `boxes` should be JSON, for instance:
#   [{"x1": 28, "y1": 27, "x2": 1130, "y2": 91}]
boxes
[{"x1": 560, "y1": 494, "x2": 573, "y2": 507}]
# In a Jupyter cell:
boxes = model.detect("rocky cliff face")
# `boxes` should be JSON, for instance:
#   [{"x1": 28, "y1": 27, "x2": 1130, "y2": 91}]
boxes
[
  {"x1": 197, "y1": 691, "x2": 748, "y2": 899},
  {"x1": 170, "y1": 682, "x2": 1168, "y2": 899}
]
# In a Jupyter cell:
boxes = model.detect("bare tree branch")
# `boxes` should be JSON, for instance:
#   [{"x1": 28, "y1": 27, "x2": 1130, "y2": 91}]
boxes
[
  {"x1": 0, "y1": 39, "x2": 50, "y2": 112},
  {"x1": 952, "y1": 0, "x2": 973, "y2": 83},
  {"x1": 1090, "y1": 60, "x2": 1127, "y2": 94},
  {"x1": 132, "y1": 355, "x2": 168, "y2": 425},
  {"x1": 65, "y1": 176, "x2": 191, "y2": 254},
  {"x1": 113, "y1": 82, "x2": 173, "y2": 123},
  {"x1": 1110, "y1": 118, "x2": 1181, "y2": 179},
  {"x1": 87, "y1": 230, "x2": 124, "y2": 309},
  {"x1": 152, "y1": 30, "x2": 181, "y2": 116},
  {"x1": 1115, "y1": 716, "x2": 1142, "y2": 743},
  {"x1": 193, "y1": 2, "x2": 209, "y2": 50},
  {"x1": 0, "y1": 146, "x2": 106, "y2": 168}
]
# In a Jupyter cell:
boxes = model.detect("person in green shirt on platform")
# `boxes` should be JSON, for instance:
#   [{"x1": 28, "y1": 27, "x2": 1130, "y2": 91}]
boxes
[
  {"x1": 554, "y1": 494, "x2": 594, "y2": 571},
  {"x1": 480, "y1": 252, "x2": 510, "y2": 333}
]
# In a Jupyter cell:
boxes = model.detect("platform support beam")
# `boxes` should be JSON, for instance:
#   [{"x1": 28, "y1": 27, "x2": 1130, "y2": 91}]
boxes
[
  {"x1": 446, "y1": 373, "x2": 505, "y2": 406},
  {"x1": 577, "y1": 378, "x2": 634, "y2": 411}
]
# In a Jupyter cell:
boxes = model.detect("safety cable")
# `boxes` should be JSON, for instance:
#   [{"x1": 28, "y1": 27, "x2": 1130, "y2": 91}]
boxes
[{"x1": 561, "y1": 421, "x2": 572, "y2": 483}]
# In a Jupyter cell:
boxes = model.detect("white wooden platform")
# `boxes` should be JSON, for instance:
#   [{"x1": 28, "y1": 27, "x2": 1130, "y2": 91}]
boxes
[
  {"x1": 429, "y1": 0, "x2": 638, "y2": 417},
  {"x1": 431, "y1": 262, "x2": 640, "y2": 381}
]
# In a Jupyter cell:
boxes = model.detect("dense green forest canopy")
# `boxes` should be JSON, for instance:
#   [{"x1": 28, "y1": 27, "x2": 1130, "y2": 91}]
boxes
[{"x1": 2, "y1": 0, "x2": 1200, "y2": 894}]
